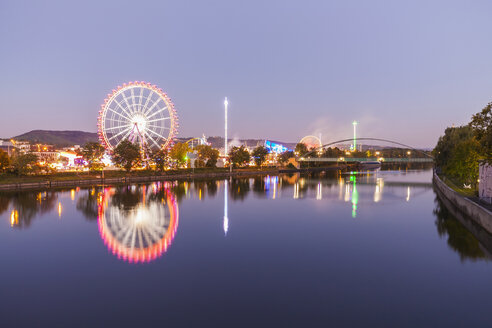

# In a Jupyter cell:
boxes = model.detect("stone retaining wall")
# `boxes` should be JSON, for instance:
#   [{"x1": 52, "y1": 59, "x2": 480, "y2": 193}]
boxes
[{"x1": 433, "y1": 171, "x2": 492, "y2": 234}]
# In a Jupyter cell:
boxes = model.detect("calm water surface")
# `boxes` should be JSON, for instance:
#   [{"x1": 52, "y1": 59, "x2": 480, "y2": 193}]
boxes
[{"x1": 1, "y1": 168, "x2": 491, "y2": 327}]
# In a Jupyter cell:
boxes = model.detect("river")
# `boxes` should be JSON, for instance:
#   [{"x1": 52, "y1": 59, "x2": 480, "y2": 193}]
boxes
[{"x1": 0, "y1": 167, "x2": 491, "y2": 327}]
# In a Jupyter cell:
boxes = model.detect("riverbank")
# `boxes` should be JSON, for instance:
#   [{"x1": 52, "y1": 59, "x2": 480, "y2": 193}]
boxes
[
  {"x1": 433, "y1": 171, "x2": 492, "y2": 234},
  {"x1": 0, "y1": 166, "x2": 342, "y2": 191},
  {"x1": 434, "y1": 184, "x2": 492, "y2": 258}
]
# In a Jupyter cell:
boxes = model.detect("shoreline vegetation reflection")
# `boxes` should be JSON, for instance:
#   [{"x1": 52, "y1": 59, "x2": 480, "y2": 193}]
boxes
[
  {"x1": 434, "y1": 192, "x2": 492, "y2": 262},
  {"x1": 1, "y1": 165, "x2": 490, "y2": 263}
]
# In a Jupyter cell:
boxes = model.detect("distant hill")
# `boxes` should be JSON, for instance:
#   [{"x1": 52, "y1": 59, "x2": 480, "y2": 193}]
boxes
[
  {"x1": 10, "y1": 130, "x2": 298, "y2": 149},
  {"x1": 13, "y1": 130, "x2": 98, "y2": 147}
]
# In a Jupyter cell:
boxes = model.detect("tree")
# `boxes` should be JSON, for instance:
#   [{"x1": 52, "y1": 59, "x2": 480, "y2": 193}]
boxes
[
  {"x1": 81, "y1": 142, "x2": 105, "y2": 171},
  {"x1": 433, "y1": 123, "x2": 485, "y2": 187},
  {"x1": 469, "y1": 103, "x2": 492, "y2": 159},
  {"x1": 196, "y1": 145, "x2": 220, "y2": 167},
  {"x1": 322, "y1": 147, "x2": 344, "y2": 158},
  {"x1": 351, "y1": 150, "x2": 366, "y2": 158},
  {"x1": 11, "y1": 153, "x2": 38, "y2": 175},
  {"x1": 169, "y1": 142, "x2": 190, "y2": 168},
  {"x1": 229, "y1": 146, "x2": 250, "y2": 167},
  {"x1": 251, "y1": 146, "x2": 269, "y2": 167},
  {"x1": 76, "y1": 189, "x2": 100, "y2": 221},
  {"x1": 295, "y1": 143, "x2": 309, "y2": 156},
  {"x1": 0, "y1": 149, "x2": 9, "y2": 172},
  {"x1": 446, "y1": 138, "x2": 482, "y2": 187},
  {"x1": 112, "y1": 140, "x2": 141, "y2": 172},
  {"x1": 278, "y1": 150, "x2": 295, "y2": 166},
  {"x1": 229, "y1": 177, "x2": 250, "y2": 200},
  {"x1": 150, "y1": 147, "x2": 169, "y2": 171},
  {"x1": 0, "y1": 194, "x2": 9, "y2": 216},
  {"x1": 433, "y1": 126, "x2": 474, "y2": 170},
  {"x1": 10, "y1": 191, "x2": 57, "y2": 228}
]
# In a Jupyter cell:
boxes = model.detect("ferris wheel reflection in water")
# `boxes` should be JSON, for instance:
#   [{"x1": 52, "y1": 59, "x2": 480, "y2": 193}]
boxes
[{"x1": 97, "y1": 182, "x2": 178, "y2": 263}]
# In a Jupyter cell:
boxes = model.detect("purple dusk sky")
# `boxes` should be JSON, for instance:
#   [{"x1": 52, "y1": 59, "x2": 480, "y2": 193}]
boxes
[{"x1": 1, "y1": 0, "x2": 492, "y2": 147}]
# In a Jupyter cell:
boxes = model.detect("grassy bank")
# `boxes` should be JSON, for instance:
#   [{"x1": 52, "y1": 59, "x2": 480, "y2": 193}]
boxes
[{"x1": 438, "y1": 173, "x2": 477, "y2": 197}]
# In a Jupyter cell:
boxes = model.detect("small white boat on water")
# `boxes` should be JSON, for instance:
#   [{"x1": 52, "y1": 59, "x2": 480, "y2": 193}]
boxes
[{"x1": 359, "y1": 161, "x2": 381, "y2": 169}]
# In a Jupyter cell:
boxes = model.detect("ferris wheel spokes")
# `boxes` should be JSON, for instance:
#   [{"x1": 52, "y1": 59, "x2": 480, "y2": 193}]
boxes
[
  {"x1": 140, "y1": 89, "x2": 154, "y2": 115},
  {"x1": 112, "y1": 99, "x2": 134, "y2": 120},
  {"x1": 148, "y1": 225, "x2": 166, "y2": 244},
  {"x1": 120, "y1": 90, "x2": 137, "y2": 116},
  {"x1": 107, "y1": 106, "x2": 132, "y2": 121},
  {"x1": 146, "y1": 128, "x2": 169, "y2": 141},
  {"x1": 147, "y1": 125, "x2": 170, "y2": 132},
  {"x1": 137, "y1": 87, "x2": 144, "y2": 112},
  {"x1": 130, "y1": 87, "x2": 137, "y2": 113},
  {"x1": 147, "y1": 117, "x2": 170, "y2": 124},
  {"x1": 146, "y1": 107, "x2": 169, "y2": 121},
  {"x1": 104, "y1": 124, "x2": 132, "y2": 132},
  {"x1": 107, "y1": 125, "x2": 133, "y2": 142},
  {"x1": 117, "y1": 225, "x2": 132, "y2": 241},
  {"x1": 144, "y1": 131, "x2": 161, "y2": 148},
  {"x1": 143, "y1": 98, "x2": 164, "y2": 117}
]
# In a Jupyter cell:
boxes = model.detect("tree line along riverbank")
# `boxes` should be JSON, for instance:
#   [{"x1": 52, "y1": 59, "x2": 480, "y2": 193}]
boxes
[{"x1": 433, "y1": 102, "x2": 491, "y2": 194}]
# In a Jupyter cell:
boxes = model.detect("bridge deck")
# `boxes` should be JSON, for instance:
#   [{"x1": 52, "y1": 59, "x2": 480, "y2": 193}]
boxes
[{"x1": 298, "y1": 157, "x2": 433, "y2": 163}]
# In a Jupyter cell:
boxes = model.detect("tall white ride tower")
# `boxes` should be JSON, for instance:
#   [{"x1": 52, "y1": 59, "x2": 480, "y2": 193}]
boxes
[
  {"x1": 352, "y1": 121, "x2": 358, "y2": 151},
  {"x1": 224, "y1": 97, "x2": 228, "y2": 156}
]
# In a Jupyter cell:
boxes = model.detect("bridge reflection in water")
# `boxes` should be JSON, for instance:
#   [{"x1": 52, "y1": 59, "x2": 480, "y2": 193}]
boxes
[{"x1": 285, "y1": 169, "x2": 432, "y2": 218}]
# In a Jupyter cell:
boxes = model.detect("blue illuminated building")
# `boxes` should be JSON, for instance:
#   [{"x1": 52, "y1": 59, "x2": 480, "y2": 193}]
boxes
[{"x1": 264, "y1": 140, "x2": 291, "y2": 154}]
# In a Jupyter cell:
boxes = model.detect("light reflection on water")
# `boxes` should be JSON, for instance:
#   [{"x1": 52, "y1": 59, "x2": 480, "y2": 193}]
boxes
[{"x1": 2, "y1": 166, "x2": 492, "y2": 326}]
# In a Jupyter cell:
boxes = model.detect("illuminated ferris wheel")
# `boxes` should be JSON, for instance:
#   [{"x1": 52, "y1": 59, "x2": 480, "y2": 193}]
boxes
[{"x1": 98, "y1": 81, "x2": 178, "y2": 152}]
